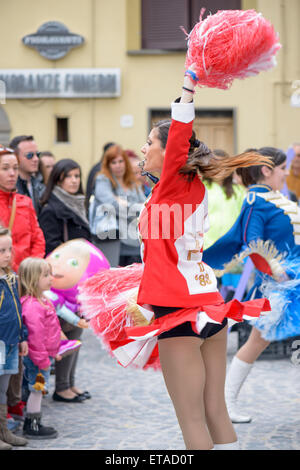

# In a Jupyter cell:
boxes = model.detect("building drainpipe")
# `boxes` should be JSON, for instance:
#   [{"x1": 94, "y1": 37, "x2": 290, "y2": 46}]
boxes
[
  {"x1": 270, "y1": 0, "x2": 290, "y2": 146},
  {"x1": 90, "y1": 0, "x2": 96, "y2": 185}
]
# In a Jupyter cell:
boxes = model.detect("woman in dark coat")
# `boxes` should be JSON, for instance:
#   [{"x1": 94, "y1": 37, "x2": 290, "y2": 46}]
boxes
[
  {"x1": 39, "y1": 159, "x2": 91, "y2": 403},
  {"x1": 39, "y1": 159, "x2": 91, "y2": 255}
]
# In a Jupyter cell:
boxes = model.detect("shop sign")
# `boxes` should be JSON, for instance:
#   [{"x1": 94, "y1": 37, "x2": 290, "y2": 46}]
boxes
[
  {"x1": 22, "y1": 22, "x2": 84, "y2": 60},
  {"x1": 0, "y1": 69, "x2": 121, "y2": 98}
]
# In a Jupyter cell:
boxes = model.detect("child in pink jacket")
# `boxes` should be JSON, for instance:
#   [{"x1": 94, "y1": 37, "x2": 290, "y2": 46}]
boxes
[{"x1": 19, "y1": 257, "x2": 62, "y2": 440}]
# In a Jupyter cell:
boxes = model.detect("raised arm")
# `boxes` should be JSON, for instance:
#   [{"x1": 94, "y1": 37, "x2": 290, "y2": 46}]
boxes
[
  {"x1": 180, "y1": 64, "x2": 198, "y2": 104},
  {"x1": 158, "y1": 66, "x2": 198, "y2": 198}
]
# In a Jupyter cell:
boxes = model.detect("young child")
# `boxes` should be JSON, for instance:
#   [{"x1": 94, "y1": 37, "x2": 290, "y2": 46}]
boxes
[
  {"x1": 0, "y1": 227, "x2": 28, "y2": 450},
  {"x1": 19, "y1": 257, "x2": 62, "y2": 439}
]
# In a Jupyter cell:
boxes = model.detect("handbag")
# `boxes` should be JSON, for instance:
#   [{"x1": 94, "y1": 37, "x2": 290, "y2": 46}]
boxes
[
  {"x1": 118, "y1": 207, "x2": 141, "y2": 247},
  {"x1": 117, "y1": 185, "x2": 145, "y2": 247},
  {"x1": 89, "y1": 196, "x2": 118, "y2": 240}
]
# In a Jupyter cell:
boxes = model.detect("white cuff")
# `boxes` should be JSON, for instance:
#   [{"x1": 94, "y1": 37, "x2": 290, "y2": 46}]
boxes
[{"x1": 171, "y1": 101, "x2": 195, "y2": 123}]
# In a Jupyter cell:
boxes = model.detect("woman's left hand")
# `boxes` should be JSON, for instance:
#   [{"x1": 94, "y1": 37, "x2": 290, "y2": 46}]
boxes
[
  {"x1": 77, "y1": 318, "x2": 89, "y2": 329},
  {"x1": 19, "y1": 341, "x2": 28, "y2": 357}
]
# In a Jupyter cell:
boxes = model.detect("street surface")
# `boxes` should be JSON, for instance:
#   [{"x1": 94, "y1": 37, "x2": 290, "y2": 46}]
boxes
[{"x1": 15, "y1": 328, "x2": 300, "y2": 451}]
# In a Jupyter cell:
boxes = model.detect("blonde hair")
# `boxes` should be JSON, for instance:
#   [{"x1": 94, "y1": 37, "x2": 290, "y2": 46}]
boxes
[
  {"x1": 0, "y1": 226, "x2": 15, "y2": 284},
  {"x1": 18, "y1": 257, "x2": 51, "y2": 299}
]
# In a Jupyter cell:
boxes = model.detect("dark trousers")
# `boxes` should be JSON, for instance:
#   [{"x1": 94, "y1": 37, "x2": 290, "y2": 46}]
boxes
[{"x1": 55, "y1": 327, "x2": 82, "y2": 393}]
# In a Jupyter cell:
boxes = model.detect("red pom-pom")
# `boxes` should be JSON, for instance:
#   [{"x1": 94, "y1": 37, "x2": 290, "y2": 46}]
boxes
[
  {"x1": 78, "y1": 264, "x2": 162, "y2": 370},
  {"x1": 185, "y1": 9, "x2": 281, "y2": 89},
  {"x1": 78, "y1": 264, "x2": 144, "y2": 342}
]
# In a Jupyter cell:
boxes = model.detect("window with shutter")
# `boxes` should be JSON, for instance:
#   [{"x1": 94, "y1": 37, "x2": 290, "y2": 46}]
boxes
[
  {"x1": 142, "y1": 0, "x2": 189, "y2": 50},
  {"x1": 141, "y1": 0, "x2": 241, "y2": 51}
]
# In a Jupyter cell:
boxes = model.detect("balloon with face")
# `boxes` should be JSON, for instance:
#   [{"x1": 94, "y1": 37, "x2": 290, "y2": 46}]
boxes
[{"x1": 46, "y1": 239, "x2": 110, "y2": 312}]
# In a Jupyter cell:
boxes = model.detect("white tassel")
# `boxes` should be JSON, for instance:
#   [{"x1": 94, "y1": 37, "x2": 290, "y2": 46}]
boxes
[{"x1": 213, "y1": 239, "x2": 286, "y2": 281}]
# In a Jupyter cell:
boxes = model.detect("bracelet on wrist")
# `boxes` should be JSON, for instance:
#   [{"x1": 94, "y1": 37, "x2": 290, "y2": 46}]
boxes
[
  {"x1": 184, "y1": 70, "x2": 199, "y2": 83},
  {"x1": 182, "y1": 86, "x2": 195, "y2": 94}
]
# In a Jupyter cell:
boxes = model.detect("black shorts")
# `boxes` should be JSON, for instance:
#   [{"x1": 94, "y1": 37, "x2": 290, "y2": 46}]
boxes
[{"x1": 152, "y1": 305, "x2": 228, "y2": 340}]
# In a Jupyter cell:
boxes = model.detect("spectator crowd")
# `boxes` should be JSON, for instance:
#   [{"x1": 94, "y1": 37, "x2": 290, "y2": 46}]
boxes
[{"x1": 0, "y1": 135, "x2": 151, "y2": 447}]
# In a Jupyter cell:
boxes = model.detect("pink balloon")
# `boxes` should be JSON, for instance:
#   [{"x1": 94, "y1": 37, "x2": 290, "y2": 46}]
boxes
[{"x1": 46, "y1": 238, "x2": 110, "y2": 312}]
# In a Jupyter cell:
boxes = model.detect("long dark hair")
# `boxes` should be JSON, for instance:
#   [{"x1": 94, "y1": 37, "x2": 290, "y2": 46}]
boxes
[
  {"x1": 153, "y1": 120, "x2": 273, "y2": 182},
  {"x1": 40, "y1": 158, "x2": 84, "y2": 205},
  {"x1": 236, "y1": 147, "x2": 287, "y2": 187}
]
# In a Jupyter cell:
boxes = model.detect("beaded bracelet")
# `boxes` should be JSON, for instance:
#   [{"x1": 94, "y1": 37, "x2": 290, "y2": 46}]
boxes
[
  {"x1": 182, "y1": 86, "x2": 195, "y2": 94},
  {"x1": 184, "y1": 70, "x2": 199, "y2": 82}
]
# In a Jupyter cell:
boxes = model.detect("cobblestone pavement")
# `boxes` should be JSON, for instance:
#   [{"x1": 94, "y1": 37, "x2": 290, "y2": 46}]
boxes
[{"x1": 14, "y1": 328, "x2": 300, "y2": 451}]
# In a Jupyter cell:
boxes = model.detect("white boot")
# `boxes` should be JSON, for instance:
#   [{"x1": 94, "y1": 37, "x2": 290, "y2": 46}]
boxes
[
  {"x1": 225, "y1": 356, "x2": 253, "y2": 423},
  {"x1": 214, "y1": 440, "x2": 240, "y2": 450}
]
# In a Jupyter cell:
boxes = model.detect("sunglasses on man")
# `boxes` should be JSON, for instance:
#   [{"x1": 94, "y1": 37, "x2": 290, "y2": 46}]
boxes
[{"x1": 24, "y1": 151, "x2": 41, "y2": 160}]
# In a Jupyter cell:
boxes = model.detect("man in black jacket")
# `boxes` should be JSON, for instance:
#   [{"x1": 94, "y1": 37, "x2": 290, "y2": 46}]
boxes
[{"x1": 9, "y1": 135, "x2": 45, "y2": 215}]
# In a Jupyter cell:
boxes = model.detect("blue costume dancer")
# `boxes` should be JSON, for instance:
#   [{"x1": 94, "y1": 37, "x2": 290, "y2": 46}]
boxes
[{"x1": 203, "y1": 147, "x2": 300, "y2": 423}]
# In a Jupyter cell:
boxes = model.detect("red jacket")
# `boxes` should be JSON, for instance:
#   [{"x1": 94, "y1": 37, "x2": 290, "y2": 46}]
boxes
[{"x1": 0, "y1": 189, "x2": 45, "y2": 271}]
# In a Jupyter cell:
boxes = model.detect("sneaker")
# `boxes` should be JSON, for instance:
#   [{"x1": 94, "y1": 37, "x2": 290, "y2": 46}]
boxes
[
  {"x1": 23, "y1": 413, "x2": 58, "y2": 440},
  {"x1": 58, "y1": 340, "x2": 81, "y2": 358}
]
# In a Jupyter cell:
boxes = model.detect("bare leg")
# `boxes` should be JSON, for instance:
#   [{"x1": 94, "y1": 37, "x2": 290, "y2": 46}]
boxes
[
  {"x1": 158, "y1": 336, "x2": 213, "y2": 450},
  {"x1": 237, "y1": 326, "x2": 270, "y2": 364},
  {"x1": 201, "y1": 325, "x2": 237, "y2": 445}
]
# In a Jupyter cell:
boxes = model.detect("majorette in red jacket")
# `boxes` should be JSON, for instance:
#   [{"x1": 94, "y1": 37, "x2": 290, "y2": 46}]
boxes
[
  {"x1": 78, "y1": 101, "x2": 270, "y2": 370},
  {"x1": 137, "y1": 101, "x2": 223, "y2": 308},
  {"x1": 0, "y1": 189, "x2": 45, "y2": 271}
]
